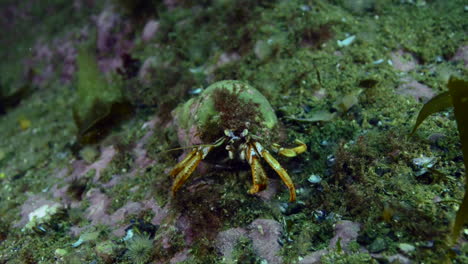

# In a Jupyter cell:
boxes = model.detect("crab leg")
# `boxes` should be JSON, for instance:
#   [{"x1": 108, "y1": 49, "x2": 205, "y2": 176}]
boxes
[
  {"x1": 169, "y1": 149, "x2": 198, "y2": 178},
  {"x1": 245, "y1": 144, "x2": 268, "y2": 195},
  {"x1": 170, "y1": 138, "x2": 225, "y2": 195},
  {"x1": 272, "y1": 139, "x2": 307, "y2": 157},
  {"x1": 170, "y1": 145, "x2": 213, "y2": 194},
  {"x1": 252, "y1": 142, "x2": 296, "y2": 202}
]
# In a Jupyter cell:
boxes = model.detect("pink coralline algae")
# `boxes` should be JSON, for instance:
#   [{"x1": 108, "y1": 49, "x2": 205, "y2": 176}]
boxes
[
  {"x1": 248, "y1": 219, "x2": 283, "y2": 264},
  {"x1": 47, "y1": 117, "x2": 165, "y2": 237},
  {"x1": 95, "y1": 9, "x2": 121, "y2": 53},
  {"x1": 299, "y1": 220, "x2": 362, "y2": 264},
  {"x1": 14, "y1": 194, "x2": 62, "y2": 228},
  {"x1": 451, "y1": 45, "x2": 468, "y2": 67},
  {"x1": 141, "y1": 20, "x2": 160, "y2": 42},
  {"x1": 396, "y1": 77, "x2": 435, "y2": 102},
  {"x1": 94, "y1": 8, "x2": 134, "y2": 74},
  {"x1": 132, "y1": 117, "x2": 159, "y2": 172},
  {"x1": 216, "y1": 219, "x2": 283, "y2": 264},
  {"x1": 79, "y1": 189, "x2": 167, "y2": 237},
  {"x1": 85, "y1": 189, "x2": 112, "y2": 226},
  {"x1": 390, "y1": 50, "x2": 418, "y2": 72},
  {"x1": 24, "y1": 28, "x2": 88, "y2": 87},
  {"x1": 216, "y1": 228, "x2": 248, "y2": 261},
  {"x1": 23, "y1": 6, "x2": 138, "y2": 89},
  {"x1": 164, "y1": 0, "x2": 180, "y2": 9},
  {"x1": 329, "y1": 220, "x2": 361, "y2": 251}
]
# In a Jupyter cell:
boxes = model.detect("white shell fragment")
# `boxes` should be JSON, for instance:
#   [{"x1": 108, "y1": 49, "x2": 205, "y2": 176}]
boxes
[
  {"x1": 308, "y1": 174, "x2": 322, "y2": 183},
  {"x1": 412, "y1": 156, "x2": 436, "y2": 168},
  {"x1": 337, "y1": 35, "x2": 356, "y2": 47}
]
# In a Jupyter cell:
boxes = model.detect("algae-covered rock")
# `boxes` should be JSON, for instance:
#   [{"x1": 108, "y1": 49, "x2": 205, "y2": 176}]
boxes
[{"x1": 73, "y1": 47, "x2": 132, "y2": 145}]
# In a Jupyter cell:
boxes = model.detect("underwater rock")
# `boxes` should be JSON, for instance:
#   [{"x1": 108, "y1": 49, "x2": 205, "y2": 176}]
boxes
[
  {"x1": 390, "y1": 254, "x2": 412, "y2": 264},
  {"x1": 398, "y1": 243, "x2": 416, "y2": 254},
  {"x1": 329, "y1": 220, "x2": 361, "y2": 252},
  {"x1": 396, "y1": 77, "x2": 435, "y2": 102},
  {"x1": 216, "y1": 228, "x2": 248, "y2": 262},
  {"x1": 255, "y1": 179, "x2": 279, "y2": 201},
  {"x1": 142, "y1": 20, "x2": 159, "y2": 42},
  {"x1": 390, "y1": 50, "x2": 418, "y2": 72},
  {"x1": 247, "y1": 219, "x2": 283, "y2": 264},
  {"x1": 82, "y1": 145, "x2": 117, "y2": 183},
  {"x1": 85, "y1": 188, "x2": 111, "y2": 226},
  {"x1": 450, "y1": 45, "x2": 468, "y2": 66},
  {"x1": 132, "y1": 118, "x2": 159, "y2": 171},
  {"x1": 141, "y1": 198, "x2": 169, "y2": 226},
  {"x1": 24, "y1": 28, "x2": 87, "y2": 87},
  {"x1": 138, "y1": 56, "x2": 158, "y2": 84},
  {"x1": 299, "y1": 220, "x2": 362, "y2": 263},
  {"x1": 80, "y1": 188, "x2": 161, "y2": 237},
  {"x1": 96, "y1": 8, "x2": 120, "y2": 53},
  {"x1": 164, "y1": 0, "x2": 179, "y2": 9},
  {"x1": 15, "y1": 194, "x2": 62, "y2": 229},
  {"x1": 24, "y1": 203, "x2": 63, "y2": 231},
  {"x1": 169, "y1": 248, "x2": 190, "y2": 263},
  {"x1": 368, "y1": 237, "x2": 387, "y2": 253},
  {"x1": 215, "y1": 219, "x2": 283, "y2": 263},
  {"x1": 299, "y1": 250, "x2": 328, "y2": 264},
  {"x1": 329, "y1": 220, "x2": 361, "y2": 251}
]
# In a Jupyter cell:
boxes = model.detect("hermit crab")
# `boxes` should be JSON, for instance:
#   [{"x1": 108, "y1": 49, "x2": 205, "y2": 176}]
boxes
[{"x1": 169, "y1": 80, "x2": 306, "y2": 202}]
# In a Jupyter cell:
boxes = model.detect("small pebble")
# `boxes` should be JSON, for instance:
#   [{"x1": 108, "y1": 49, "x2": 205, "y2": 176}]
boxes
[
  {"x1": 308, "y1": 174, "x2": 322, "y2": 183},
  {"x1": 369, "y1": 237, "x2": 387, "y2": 253},
  {"x1": 398, "y1": 243, "x2": 415, "y2": 253}
]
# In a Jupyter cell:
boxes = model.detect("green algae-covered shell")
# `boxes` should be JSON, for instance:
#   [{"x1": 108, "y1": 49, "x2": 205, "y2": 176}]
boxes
[{"x1": 173, "y1": 80, "x2": 278, "y2": 147}]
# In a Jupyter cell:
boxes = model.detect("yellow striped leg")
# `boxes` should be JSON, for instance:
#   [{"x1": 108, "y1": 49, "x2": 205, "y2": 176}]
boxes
[
  {"x1": 272, "y1": 139, "x2": 307, "y2": 157},
  {"x1": 253, "y1": 142, "x2": 296, "y2": 202},
  {"x1": 245, "y1": 145, "x2": 268, "y2": 195}
]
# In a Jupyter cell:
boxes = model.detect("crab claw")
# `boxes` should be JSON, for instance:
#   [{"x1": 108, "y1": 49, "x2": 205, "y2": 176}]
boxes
[
  {"x1": 272, "y1": 139, "x2": 307, "y2": 158},
  {"x1": 170, "y1": 137, "x2": 226, "y2": 195},
  {"x1": 170, "y1": 145, "x2": 213, "y2": 195}
]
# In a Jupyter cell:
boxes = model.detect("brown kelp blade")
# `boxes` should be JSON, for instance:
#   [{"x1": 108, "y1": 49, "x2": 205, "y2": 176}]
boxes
[
  {"x1": 448, "y1": 76, "x2": 468, "y2": 244},
  {"x1": 410, "y1": 91, "x2": 452, "y2": 136}
]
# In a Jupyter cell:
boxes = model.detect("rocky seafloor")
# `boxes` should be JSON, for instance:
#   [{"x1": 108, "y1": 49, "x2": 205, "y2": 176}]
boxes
[{"x1": 0, "y1": 0, "x2": 467, "y2": 263}]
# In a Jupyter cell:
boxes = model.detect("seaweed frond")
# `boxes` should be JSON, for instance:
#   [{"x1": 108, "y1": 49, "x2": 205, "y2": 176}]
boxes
[{"x1": 410, "y1": 76, "x2": 468, "y2": 244}]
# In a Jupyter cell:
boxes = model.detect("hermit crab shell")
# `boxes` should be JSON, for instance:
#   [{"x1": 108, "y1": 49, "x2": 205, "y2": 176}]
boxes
[{"x1": 172, "y1": 80, "x2": 279, "y2": 147}]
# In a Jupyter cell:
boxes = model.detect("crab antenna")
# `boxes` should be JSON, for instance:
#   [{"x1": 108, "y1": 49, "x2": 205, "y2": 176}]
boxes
[{"x1": 163, "y1": 137, "x2": 226, "y2": 153}]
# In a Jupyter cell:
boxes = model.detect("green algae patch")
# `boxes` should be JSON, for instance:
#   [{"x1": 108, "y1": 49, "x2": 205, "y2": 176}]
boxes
[{"x1": 73, "y1": 47, "x2": 133, "y2": 145}]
